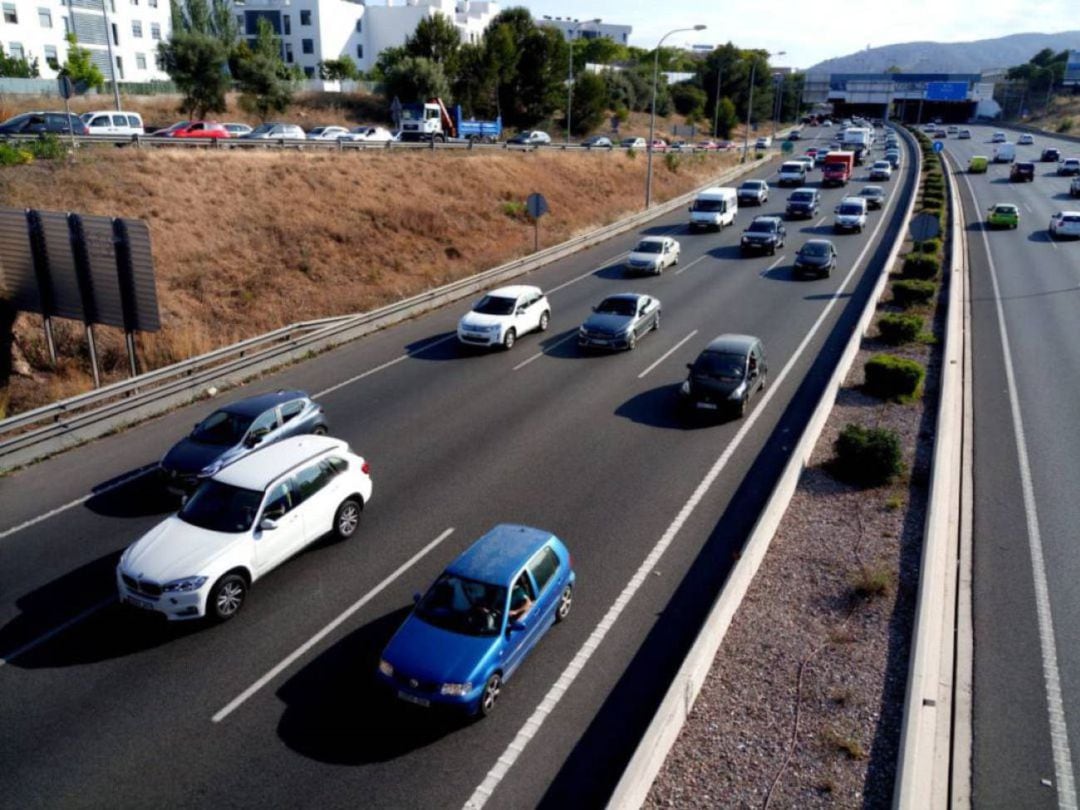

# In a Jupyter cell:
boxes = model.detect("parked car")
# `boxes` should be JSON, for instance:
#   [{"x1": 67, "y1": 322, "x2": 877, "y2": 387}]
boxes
[
  {"x1": 987, "y1": 203, "x2": 1020, "y2": 229},
  {"x1": 80, "y1": 110, "x2": 144, "y2": 136},
  {"x1": 968, "y1": 155, "x2": 989, "y2": 173},
  {"x1": 869, "y1": 160, "x2": 893, "y2": 180},
  {"x1": 1041, "y1": 147, "x2": 1061, "y2": 162},
  {"x1": 242, "y1": 122, "x2": 306, "y2": 140},
  {"x1": 119, "y1": 435, "x2": 372, "y2": 622},
  {"x1": 508, "y1": 130, "x2": 551, "y2": 145},
  {"x1": 581, "y1": 135, "x2": 613, "y2": 147},
  {"x1": 625, "y1": 236, "x2": 681, "y2": 274},
  {"x1": 456, "y1": 285, "x2": 550, "y2": 350},
  {"x1": 307, "y1": 125, "x2": 351, "y2": 140},
  {"x1": 377, "y1": 524, "x2": 574, "y2": 716},
  {"x1": 793, "y1": 239, "x2": 838, "y2": 279},
  {"x1": 222, "y1": 122, "x2": 253, "y2": 137},
  {"x1": 154, "y1": 121, "x2": 230, "y2": 138},
  {"x1": 343, "y1": 125, "x2": 396, "y2": 142},
  {"x1": 620, "y1": 137, "x2": 646, "y2": 149},
  {"x1": 834, "y1": 197, "x2": 869, "y2": 233},
  {"x1": 159, "y1": 390, "x2": 328, "y2": 494},
  {"x1": 740, "y1": 216, "x2": 786, "y2": 255},
  {"x1": 679, "y1": 334, "x2": 768, "y2": 418},
  {"x1": 1058, "y1": 158, "x2": 1080, "y2": 176},
  {"x1": 578, "y1": 293, "x2": 661, "y2": 351},
  {"x1": 0, "y1": 111, "x2": 88, "y2": 136},
  {"x1": 785, "y1": 188, "x2": 820, "y2": 219},
  {"x1": 737, "y1": 179, "x2": 769, "y2": 205},
  {"x1": 1018, "y1": 133, "x2": 1035, "y2": 145},
  {"x1": 1010, "y1": 162, "x2": 1035, "y2": 182},
  {"x1": 1049, "y1": 211, "x2": 1080, "y2": 239}
]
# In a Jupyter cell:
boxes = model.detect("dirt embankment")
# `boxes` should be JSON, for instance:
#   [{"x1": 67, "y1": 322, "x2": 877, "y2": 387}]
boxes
[{"x1": 0, "y1": 144, "x2": 739, "y2": 414}]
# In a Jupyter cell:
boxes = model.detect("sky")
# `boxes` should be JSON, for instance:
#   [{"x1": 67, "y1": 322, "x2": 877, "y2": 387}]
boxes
[{"x1": 515, "y1": 0, "x2": 1080, "y2": 69}]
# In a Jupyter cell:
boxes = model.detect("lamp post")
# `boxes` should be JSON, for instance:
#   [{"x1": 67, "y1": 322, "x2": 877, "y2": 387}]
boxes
[
  {"x1": 645, "y1": 24, "x2": 706, "y2": 207},
  {"x1": 712, "y1": 61, "x2": 723, "y2": 138},
  {"x1": 742, "y1": 50, "x2": 784, "y2": 160},
  {"x1": 771, "y1": 73, "x2": 783, "y2": 142},
  {"x1": 566, "y1": 18, "x2": 601, "y2": 144}
]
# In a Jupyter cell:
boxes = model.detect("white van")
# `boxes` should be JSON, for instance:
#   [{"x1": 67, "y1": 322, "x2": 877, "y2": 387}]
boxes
[
  {"x1": 688, "y1": 186, "x2": 738, "y2": 231},
  {"x1": 777, "y1": 161, "x2": 807, "y2": 186},
  {"x1": 993, "y1": 142, "x2": 1016, "y2": 163},
  {"x1": 80, "y1": 110, "x2": 145, "y2": 136}
]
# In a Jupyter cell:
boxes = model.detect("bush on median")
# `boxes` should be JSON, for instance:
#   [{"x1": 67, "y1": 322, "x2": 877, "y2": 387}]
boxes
[
  {"x1": 891, "y1": 279, "x2": 937, "y2": 308},
  {"x1": 901, "y1": 253, "x2": 940, "y2": 279},
  {"x1": 832, "y1": 423, "x2": 905, "y2": 487},
  {"x1": 864, "y1": 353, "x2": 925, "y2": 401},
  {"x1": 877, "y1": 313, "x2": 924, "y2": 345}
]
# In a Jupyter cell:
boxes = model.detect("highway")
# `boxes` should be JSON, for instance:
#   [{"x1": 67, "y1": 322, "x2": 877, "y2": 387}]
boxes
[
  {"x1": 943, "y1": 125, "x2": 1080, "y2": 809},
  {"x1": 0, "y1": 125, "x2": 915, "y2": 808}
]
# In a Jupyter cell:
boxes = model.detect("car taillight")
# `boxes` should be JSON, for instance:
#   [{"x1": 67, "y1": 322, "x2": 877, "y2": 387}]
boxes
[{"x1": 361, "y1": 461, "x2": 370, "y2": 475}]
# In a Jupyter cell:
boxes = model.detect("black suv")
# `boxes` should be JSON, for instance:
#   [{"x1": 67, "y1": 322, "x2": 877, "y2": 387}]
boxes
[
  {"x1": 740, "y1": 216, "x2": 786, "y2": 255},
  {"x1": 794, "y1": 239, "x2": 838, "y2": 279},
  {"x1": 1041, "y1": 148, "x2": 1061, "y2": 163},
  {"x1": 785, "y1": 189, "x2": 820, "y2": 219},
  {"x1": 0, "y1": 111, "x2": 88, "y2": 136},
  {"x1": 1010, "y1": 162, "x2": 1035, "y2": 182}
]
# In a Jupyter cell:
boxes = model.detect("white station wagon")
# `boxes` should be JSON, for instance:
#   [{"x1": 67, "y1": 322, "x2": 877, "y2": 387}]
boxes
[
  {"x1": 457, "y1": 284, "x2": 551, "y2": 350},
  {"x1": 117, "y1": 435, "x2": 373, "y2": 622}
]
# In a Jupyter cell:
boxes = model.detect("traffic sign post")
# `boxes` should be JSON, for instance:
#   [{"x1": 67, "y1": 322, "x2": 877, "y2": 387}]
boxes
[
  {"x1": 781, "y1": 140, "x2": 795, "y2": 154},
  {"x1": 932, "y1": 140, "x2": 944, "y2": 153},
  {"x1": 526, "y1": 192, "x2": 549, "y2": 252},
  {"x1": 909, "y1": 212, "x2": 941, "y2": 243}
]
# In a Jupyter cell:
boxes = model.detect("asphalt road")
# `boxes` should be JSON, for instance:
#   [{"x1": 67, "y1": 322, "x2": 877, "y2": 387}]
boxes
[
  {"x1": 943, "y1": 125, "x2": 1080, "y2": 809},
  {"x1": 0, "y1": 125, "x2": 915, "y2": 808}
]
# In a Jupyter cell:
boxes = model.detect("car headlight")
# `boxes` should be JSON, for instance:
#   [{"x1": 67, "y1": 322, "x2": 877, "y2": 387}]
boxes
[
  {"x1": 162, "y1": 576, "x2": 208, "y2": 593},
  {"x1": 199, "y1": 460, "x2": 223, "y2": 478},
  {"x1": 440, "y1": 682, "x2": 472, "y2": 696},
  {"x1": 680, "y1": 380, "x2": 691, "y2": 395},
  {"x1": 728, "y1": 383, "x2": 747, "y2": 401},
  {"x1": 741, "y1": 236, "x2": 750, "y2": 244},
  {"x1": 378, "y1": 659, "x2": 394, "y2": 677}
]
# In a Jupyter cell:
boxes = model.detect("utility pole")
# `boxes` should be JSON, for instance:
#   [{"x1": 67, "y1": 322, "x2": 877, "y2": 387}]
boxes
[{"x1": 712, "y1": 62, "x2": 723, "y2": 138}]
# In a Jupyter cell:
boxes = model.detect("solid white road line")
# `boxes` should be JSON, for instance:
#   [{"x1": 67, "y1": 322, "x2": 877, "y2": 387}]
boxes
[
  {"x1": 512, "y1": 333, "x2": 579, "y2": 371},
  {"x1": 463, "y1": 152, "x2": 906, "y2": 810},
  {"x1": 760, "y1": 254, "x2": 787, "y2": 277},
  {"x1": 212, "y1": 527, "x2": 455, "y2": 723},
  {"x1": 962, "y1": 171, "x2": 1078, "y2": 809},
  {"x1": 674, "y1": 255, "x2": 708, "y2": 276},
  {"x1": 637, "y1": 330, "x2": 699, "y2": 380},
  {"x1": 0, "y1": 464, "x2": 158, "y2": 543},
  {"x1": 0, "y1": 597, "x2": 115, "y2": 668}
]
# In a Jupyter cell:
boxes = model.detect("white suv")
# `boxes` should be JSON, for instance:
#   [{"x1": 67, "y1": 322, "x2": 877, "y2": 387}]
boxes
[
  {"x1": 117, "y1": 435, "x2": 373, "y2": 622},
  {"x1": 457, "y1": 285, "x2": 551, "y2": 349}
]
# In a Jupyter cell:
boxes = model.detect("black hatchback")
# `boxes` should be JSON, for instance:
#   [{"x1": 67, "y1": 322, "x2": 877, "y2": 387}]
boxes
[
  {"x1": 1010, "y1": 162, "x2": 1035, "y2": 182},
  {"x1": 0, "y1": 111, "x2": 88, "y2": 136},
  {"x1": 679, "y1": 334, "x2": 767, "y2": 419},
  {"x1": 785, "y1": 189, "x2": 820, "y2": 219},
  {"x1": 1041, "y1": 148, "x2": 1061, "y2": 163}
]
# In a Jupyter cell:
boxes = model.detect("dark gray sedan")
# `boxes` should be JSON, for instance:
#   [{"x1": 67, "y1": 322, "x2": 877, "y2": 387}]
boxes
[{"x1": 578, "y1": 293, "x2": 661, "y2": 351}]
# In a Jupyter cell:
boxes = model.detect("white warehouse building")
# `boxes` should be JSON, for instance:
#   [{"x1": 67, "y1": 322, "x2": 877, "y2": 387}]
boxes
[{"x1": 0, "y1": 0, "x2": 171, "y2": 82}]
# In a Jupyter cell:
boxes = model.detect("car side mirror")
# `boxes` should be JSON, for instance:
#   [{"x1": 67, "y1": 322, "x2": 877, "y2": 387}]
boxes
[{"x1": 259, "y1": 517, "x2": 278, "y2": 531}]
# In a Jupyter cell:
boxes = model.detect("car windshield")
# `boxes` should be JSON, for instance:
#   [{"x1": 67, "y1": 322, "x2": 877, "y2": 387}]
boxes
[
  {"x1": 1062, "y1": 215, "x2": 1080, "y2": 223},
  {"x1": 179, "y1": 480, "x2": 263, "y2": 533},
  {"x1": 839, "y1": 204, "x2": 863, "y2": 216},
  {"x1": 692, "y1": 198, "x2": 725, "y2": 212},
  {"x1": 861, "y1": 188, "x2": 883, "y2": 197},
  {"x1": 800, "y1": 242, "x2": 831, "y2": 257},
  {"x1": 415, "y1": 573, "x2": 507, "y2": 637},
  {"x1": 634, "y1": 241, "x2": 664, "y2": 254},
  {"x1": 747, "y1": 220, "x2": 776, "y2": 233},
  {"x1": 693, "y1": 352, "x2": 746, "y2": 381},
  {"x1": 874, "y1": 162, "x2": 889, "y2": 169},
  {"x1": 472, "y1": 295, "x2": 517, "y2": 316},
  {"x1": 190, "y1": 409, "x2": 254, "y2": 445},
  {"x1": 790, "y1": 192, "x2": 814, "y2": 202},
  {"x1": 995, "y1": 206, "x2": 1017, "y2": 214},
  {"x1": 249, "y1": 123, "x2": 280, "y2": 136},
  {"x1": 596, "y1": 298, "x2": 638, "y2": 316},
  {"x1": 741, "y1": 182, "x2": 763, "y2": 190}
]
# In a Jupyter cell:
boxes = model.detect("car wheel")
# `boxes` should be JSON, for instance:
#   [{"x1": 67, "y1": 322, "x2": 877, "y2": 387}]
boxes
[
  {"x1": 555, "y1": 584, "x2": 573, "y2": 622},
  {"x1": 769, "y1": 244, "x2": 776, "y2": 255},
  {"x1": 478, "y1": 673, "x2": 502, "y2": 717},
  {"x1": 538, "y1": 311, "x2": 550, "y2": 332},
  {"x1": 502, "y1": 329, "x2": 516, "y2": 350},
  {"x1": 209, "y1": 574, "x2": 247, "y2": 622},
  {"x1": 313, "y1": 425, "x2": 328, "y2": 436},
  {"x1": 334, "y1": 498, "x2": 362, "y2": 540},
  {"x1": 673, "y1": 252, "x2": 680, "y2": 266},
  {"x1": 738, "y1": 396, "x2": 748, "y2": 418},
  {"x1": 759, "y1": 372, "x2": 768, "y2": 392},
  {"x1": 626, "y1": 331, "x2": 637, "y2": 351},
  {"x1": 653, "y1": 311, "x2": 661, "y2": 331}
]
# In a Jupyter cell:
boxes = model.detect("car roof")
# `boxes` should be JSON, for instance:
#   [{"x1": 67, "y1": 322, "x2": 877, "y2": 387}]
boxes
[
  {"x1": 601, "y1": 292, "x2": 647, "y2": 303},
  {"x1": 840, "y1": 197, "x2": 866, "y2": 205},
  {"x1": 741, "y1": 179, "x2": 767, "y2": 186},
  {"x1": 214, "y1": 435, "x2": 347, "y2": 490},
  {"x1": 636, "y1": 236, "x2": 668, "y2": 244},
  {"x1": 486, "y1": 285, "x2": 541, "y2": 298},
  {"x1": 750, "y1": 215, "x2": 782, "y2": 224},
  {"x1": 698, "y1": 186, "x2": 734, "y2": 195},
  {"x1": 447, "y1": 524, "x2": 559, "y2": 583},
  {"x1": 702, "y1": 333, "x2": 760, "y2": 354},
  {"x1": 861, "y1": 185, "x2": 885, "y2": 194},
  {"x1": 802, "y1": 239, "x2": 835, "y2": 249},
  {"x1": 219, "y1": 389, "x2": 309, "y2": 417}
]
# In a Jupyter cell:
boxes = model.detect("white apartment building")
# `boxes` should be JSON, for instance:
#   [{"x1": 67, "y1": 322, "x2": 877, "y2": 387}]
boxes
[
  {"x1": 0, "y1": 0, "x2": 171, "y2": 82},
  {"x1": 233, "y1": 0, "x2": 499, "y2": 79},
  {"x1": 536, "y1": 16, "x2": 630, "y2": 46}
]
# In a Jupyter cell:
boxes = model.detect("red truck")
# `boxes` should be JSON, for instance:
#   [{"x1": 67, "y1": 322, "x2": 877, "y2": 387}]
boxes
[{"x1": 822, "y1": 151, "x2": 854, "y2": 187}]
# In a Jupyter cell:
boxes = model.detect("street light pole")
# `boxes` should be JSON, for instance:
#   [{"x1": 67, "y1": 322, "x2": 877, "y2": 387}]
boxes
[
  {"x1": 742, "y1": 61, "x2": 756, "y2": 160},
  {"x1": 646, "y1": 24, "x2": 706, "y2": 208},
  {"x1": 712, "y1": 61, "x2": 722, "y2": 138},
  {"x1": 566, "y1": 18, "x2": 601, "y2": 144}
]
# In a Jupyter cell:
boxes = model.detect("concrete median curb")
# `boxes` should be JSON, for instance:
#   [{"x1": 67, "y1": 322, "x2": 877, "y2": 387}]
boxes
[{"x1": 606, "y1": 127, "x2": 923, "y2": 810}]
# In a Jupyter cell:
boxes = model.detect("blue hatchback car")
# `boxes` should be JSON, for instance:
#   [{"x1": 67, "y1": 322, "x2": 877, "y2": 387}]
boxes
[{"x1": 377, "y1": 524, "x2": 575, "y2": 717}]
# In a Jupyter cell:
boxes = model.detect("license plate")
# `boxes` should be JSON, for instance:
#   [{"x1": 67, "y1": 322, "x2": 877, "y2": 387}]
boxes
[
  {"x1": 397, "y1": 691, "x2": 430, "y2": 707},
  {"x1": 125, "y1": 595, "x2": 155, "y2": 611},
  {"x1": 696, "y1": 402, "x2": 719, "y2": 410},
  {"x1": 591, "y1": 339, "x2": 610, "y2": 346}
]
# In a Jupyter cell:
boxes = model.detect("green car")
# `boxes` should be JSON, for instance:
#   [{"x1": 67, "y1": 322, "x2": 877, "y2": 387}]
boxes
[
  {"x1": 987, "y1": 203, "x2": 1020, "y2": 229},
  {"x1": 968, "y1": 155, "x2": 989, "y2": 173}
]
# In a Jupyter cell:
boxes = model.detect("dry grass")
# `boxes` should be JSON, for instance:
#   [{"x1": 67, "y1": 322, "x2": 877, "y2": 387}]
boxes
[{"x1": 1, "y1": 142, "x2": 739, "y2": 413}]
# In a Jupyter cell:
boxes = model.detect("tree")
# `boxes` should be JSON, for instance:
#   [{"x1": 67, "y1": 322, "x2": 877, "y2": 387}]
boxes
[
  {"x1": 370, "y1": 45, "x2": 408, "y2": 81},
  {"x1": 158, "y1": 32, "x2": 229, "y2": 118},
  {"x1": 406, "y1": 12, "x2": 461, "y2": 78},
  {"x1": 62, "y1": 34, "x2": 104, "y2": 92},
  {"x1": 234, "y1": 17, "x2": 294, "y2": 120},
  {"x1": 0, "y1": 45, "x2": 39, "y2": 78},
  {"x1": 319, "y1": 56, "x2": 359, "y2": 82},
  {"x1": 453, "y1": 41, "x2": 495, "y2": 117},
  {"x1": 568, "y1": 71, "x2": 606, "y2": 135},
  {"x1": 671, "y1": 82, "x2": 707, "y2": 118},
  {"x1": 714, "y1": 96, "x2": 737, "y2": 138},
  {"x1": 580, "y1": 36, "x2": 627, "y2": 66},
  {"x1": 382, "y1": 56, "x2": 450, "y2": 105}
]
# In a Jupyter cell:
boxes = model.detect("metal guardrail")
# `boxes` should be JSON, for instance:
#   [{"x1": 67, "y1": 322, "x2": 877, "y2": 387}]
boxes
[{"x1": 0, "y1": 156, "x2": 772, "y2": 471}]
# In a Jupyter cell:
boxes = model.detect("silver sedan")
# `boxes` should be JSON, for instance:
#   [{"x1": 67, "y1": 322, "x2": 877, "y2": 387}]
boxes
[{"x1": 578, "y1": 293, "x2": 661, "y2": 351}]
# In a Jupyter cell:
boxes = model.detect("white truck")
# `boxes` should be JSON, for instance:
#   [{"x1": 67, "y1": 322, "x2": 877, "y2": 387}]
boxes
[{"x1": 842, "y1": 126, "x2": 874, "y2": 154}]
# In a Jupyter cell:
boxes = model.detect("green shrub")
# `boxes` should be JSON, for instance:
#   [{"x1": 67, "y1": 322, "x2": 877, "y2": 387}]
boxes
[
  {"x1": 877, "y1": 313, "x2": 924, "y2": 344},
  {"x1": 833, "y1": 423, "x2": 905, "y2": 486},
  {"x1": 901, "y1": 253, "x2": 940, "y2": 279},
  {"x1": 0, "y1": 142, "x2": 33, "y2": 166},
  {"x1": 500, "y1": 200, "x2": 526, "y2": 218},
  {"x1": 27, "y1": 134, "x2": 65, "y2": 160},
  {"x1": 916, "y1": 238, "x2": 942, "y2": 255},
  {"x1": 892, "y1": 279, "x2": 937, "y2": 307},
  {"x1": 664, "y1": 151, "x2": 680, "y2": 172},
  {"x1": 922, "y1": 192, "x2": 944, "y2": 206},
  {"x1": 864, "y1": 353, "x2": 925, "y2": 401},
  {"x1": 922, "y1": 180, "x2": 944, "y2": 194},
  {"x1": 1058, "y1": 118, "x2": 1074, "y2": 133}
]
